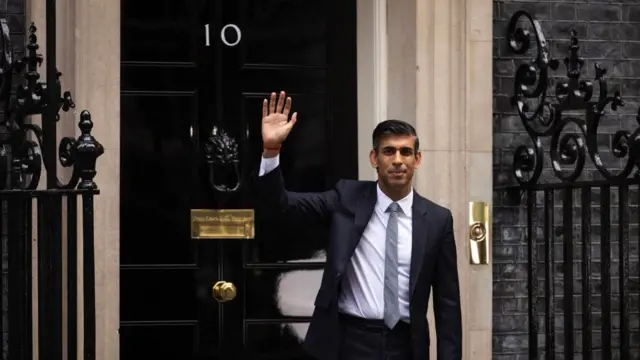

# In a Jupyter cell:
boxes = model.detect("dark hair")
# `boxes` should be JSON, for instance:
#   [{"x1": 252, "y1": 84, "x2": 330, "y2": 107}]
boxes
[{"x1": 372, "y1": 119, "x2": 419, "y2": 152}]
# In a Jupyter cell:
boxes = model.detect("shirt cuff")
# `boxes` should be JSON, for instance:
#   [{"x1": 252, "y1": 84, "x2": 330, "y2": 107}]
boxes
[{"x1": 258, "y1": 155, "x2": 280, "y2": 176}]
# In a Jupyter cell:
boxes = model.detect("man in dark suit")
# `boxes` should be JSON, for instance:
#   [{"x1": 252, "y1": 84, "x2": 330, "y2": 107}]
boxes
[{"x1": 257, "y1": 91, "x2": 462, "y2": 360}]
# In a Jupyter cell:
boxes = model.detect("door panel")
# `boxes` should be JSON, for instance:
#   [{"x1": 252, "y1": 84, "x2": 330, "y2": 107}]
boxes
[
  {"x1": 120, "y1": 0, "x2": 356, "y2": 358},
  {"x1": 121, "y1": 0, "x2": 196, "y2": 62},
  {"x1": 120, "y1": 0, "x2": 204, "y2": 357},
  {"x1": 120, "y1": 324, "x2": 198, "y2": 358},
  {"x1": 119, "y1": 93, "x2": 197, "y2": 266}
]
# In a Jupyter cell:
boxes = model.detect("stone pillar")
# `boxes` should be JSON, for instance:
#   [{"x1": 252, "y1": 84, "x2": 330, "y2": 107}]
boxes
[
  {"x1": 27, "y1": 0, "x2": 120, "y2": 358},
  {"x1": 74, "y1": 0, "x2": 121, "y2": 359},
  {"x1": 360, "y1": 1, "x2": 493, "y2": 357},
  {"x1": 387, "y1": 1, "x2": 416, "y2": 125},
  {"x1": 413, "y1": 0, "x2": 493, "y2": 358}
]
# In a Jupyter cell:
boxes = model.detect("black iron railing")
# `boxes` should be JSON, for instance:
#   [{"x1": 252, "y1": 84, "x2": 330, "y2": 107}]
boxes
[
  {"x1": 501, "y1": 10, "x2": 640, "y2": 359},
  {"x1": 0, "y1": 1, "x2": 103, "y2": 359}
]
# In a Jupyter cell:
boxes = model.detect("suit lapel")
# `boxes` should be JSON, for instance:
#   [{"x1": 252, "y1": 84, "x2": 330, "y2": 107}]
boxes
[
  {"x1": 353, "y1": 183, "x2": 377, "y2": 242},
  {"x1": 339, "y1": 182, "x2": 376, "y2": 274},
  {"x1": 410, "y1": 194, "x2": 429, "y2": 298},
  {"x1": 336, "y1": 182, "x2": 376, "y2": 276}
]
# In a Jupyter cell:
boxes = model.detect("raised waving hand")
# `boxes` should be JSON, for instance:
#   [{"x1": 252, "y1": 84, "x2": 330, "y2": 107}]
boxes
[{"x1": 262, "y1": 91, "x2": 298, "y2": 149}]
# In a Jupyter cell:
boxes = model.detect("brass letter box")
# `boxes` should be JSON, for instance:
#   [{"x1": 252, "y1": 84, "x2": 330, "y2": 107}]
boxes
[{"x1": 190, "y1": 209, "x2": 255, "y2": 239}]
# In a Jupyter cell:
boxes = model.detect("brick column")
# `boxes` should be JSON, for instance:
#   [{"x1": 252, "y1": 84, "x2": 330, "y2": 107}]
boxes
[{"x1": 492, "y1": 1, "x2": 636, "y2": 357}]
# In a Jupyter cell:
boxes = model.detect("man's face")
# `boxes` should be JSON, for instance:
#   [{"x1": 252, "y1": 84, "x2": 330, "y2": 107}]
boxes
[{"x1": 370, "y1": 135, "x2": 421, "y2": 189}]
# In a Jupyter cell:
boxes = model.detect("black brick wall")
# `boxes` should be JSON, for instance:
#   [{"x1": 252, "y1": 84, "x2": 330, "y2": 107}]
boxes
[
  {"x1": 493, "y1": 0, "x2": 640, "y2": 360},
  {"x1": 493, "y1": 0, "x2": 640, "y2": 358},
  {"x1": 0, "y1": 0, "x2": 24, "y2": 358}
]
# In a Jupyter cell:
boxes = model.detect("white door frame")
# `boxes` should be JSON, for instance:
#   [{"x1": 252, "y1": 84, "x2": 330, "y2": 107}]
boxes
[{"x1": 356, "y1": 0, "x2": 387, "y2": 181}]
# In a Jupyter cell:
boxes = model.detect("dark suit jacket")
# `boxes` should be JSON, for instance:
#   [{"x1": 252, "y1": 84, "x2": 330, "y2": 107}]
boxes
[{"x1": 256, "y1": 165, "x2": 462, "y2": 360}]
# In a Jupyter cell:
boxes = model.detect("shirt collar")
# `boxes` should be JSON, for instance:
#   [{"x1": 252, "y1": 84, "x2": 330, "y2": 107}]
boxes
[{"x1": 376, "y1": 183, "x2": 413, "y2": 215}]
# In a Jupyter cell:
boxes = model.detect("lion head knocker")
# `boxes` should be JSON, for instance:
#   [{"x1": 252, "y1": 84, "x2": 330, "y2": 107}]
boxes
[{"x1": 204, "y1": 126, "x2": 242, "y2": 193}]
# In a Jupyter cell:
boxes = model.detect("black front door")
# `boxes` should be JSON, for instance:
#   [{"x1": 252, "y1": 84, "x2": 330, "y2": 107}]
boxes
[{"x1": 120, "y1": 1, "x2": 357, "y2": 358}]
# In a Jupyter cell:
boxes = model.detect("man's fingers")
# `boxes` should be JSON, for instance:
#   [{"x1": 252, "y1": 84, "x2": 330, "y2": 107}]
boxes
[
  {"x1": 269, "y1": 92, "x2": 276, "y2": 114},
  {"x1": 262, "y1": 99, "x2": 268, "y2": 119},
  {"x1": 283, "y1": 97, "x2": 292, "y2": 117},
  {"x1": 286, "y1": 112, "x2": 298, "y2": 130},
  {"x1": 276, "y1": 91, "x2": 286, "y2": 113}
]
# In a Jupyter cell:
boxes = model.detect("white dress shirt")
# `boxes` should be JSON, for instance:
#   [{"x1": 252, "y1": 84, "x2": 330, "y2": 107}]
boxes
[{"x1": 259, "y1": 155, "x2": 412, "y2": 323}]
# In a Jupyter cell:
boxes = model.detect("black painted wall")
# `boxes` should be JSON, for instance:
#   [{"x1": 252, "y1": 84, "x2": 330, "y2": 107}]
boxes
[
  {"x1": 493, "y1": 0, "x2": 640, "y2": 358},
  {"x1": 0, "y1": 0, "x2": 24, "y2": 357}
]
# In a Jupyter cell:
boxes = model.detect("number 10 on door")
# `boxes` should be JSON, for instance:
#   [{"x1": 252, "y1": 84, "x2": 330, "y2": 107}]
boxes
[{"x1": 204, "y1": 24, "x2": 242, "y2": 47}]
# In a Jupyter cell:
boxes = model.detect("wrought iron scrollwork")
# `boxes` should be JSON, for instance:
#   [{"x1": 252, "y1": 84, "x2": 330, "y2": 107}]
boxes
[
  {"x1": 204, "y1": 126, "x2": 242, "y2": 193},
  {"x1": 0, "y1": 21, "x2": 103, "y2": 190},
  {"x1": 507, "y1": 10, "x2": 640, "y2": 186}
]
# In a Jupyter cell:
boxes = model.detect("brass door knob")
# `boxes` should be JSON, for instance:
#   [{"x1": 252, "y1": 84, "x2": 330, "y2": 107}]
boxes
[{"x1": 212, "y1": 281, "x2": 237, "y2": 303}]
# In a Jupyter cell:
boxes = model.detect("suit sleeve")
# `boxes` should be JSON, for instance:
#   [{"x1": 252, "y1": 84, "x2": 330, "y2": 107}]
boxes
[
  {"x1": 433, "y1": 210, "x2": 462, "y2": 360},
  {"x1": 256, "y1": 155, "x2": 338, "y2": 225}
]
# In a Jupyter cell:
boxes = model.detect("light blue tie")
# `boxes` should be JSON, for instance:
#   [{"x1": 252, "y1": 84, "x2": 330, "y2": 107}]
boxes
[{"x1": 384, "y1": 202, "x2": 401, "y2": 329}]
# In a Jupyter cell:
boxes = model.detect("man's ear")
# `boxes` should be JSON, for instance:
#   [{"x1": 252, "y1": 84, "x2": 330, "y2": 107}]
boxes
[
  {"x1": 369, "y1": 149, "x2": 378, "y2": 168},
  {"x1": 415, "y1": 151, "x2": 422, "y2": 168}
]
